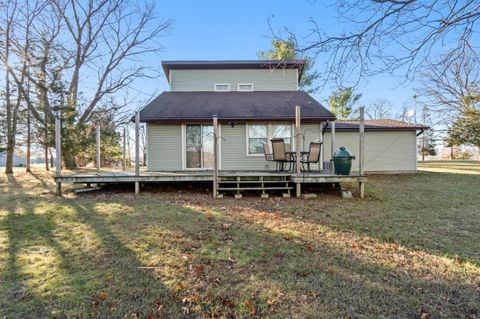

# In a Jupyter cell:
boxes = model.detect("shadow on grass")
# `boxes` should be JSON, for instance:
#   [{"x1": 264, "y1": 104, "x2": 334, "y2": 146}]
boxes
[
  {"x1": 2, "y1": 171, "x2": 479, "y2": 318},
  {"x1": 264, "y1": 171, "x2": 480, "y2": 268},
  {"x1": 100, "y1": 197, "x2": 480, "y2": 318},
  {"x1": 28, "y1": 171, "x2": 52, "y2": 191},
  {"x1": 0, "y1": 186, "x2": 191, "y2": 318}
]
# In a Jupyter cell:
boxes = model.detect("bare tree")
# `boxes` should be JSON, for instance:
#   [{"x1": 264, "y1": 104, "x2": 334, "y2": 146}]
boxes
[
  {"x1": 0, "y1": 0, "x2": 22, "y2": 175},
  {"x1": 365, "y1": 99, "x2": 393, "y2": 119},
  {"x1": 3, "y1": 0, "x2": 172, "y2": 169},
  {"x1": 415, "y1": 48, "x2": 480, "y2": 143},
  {"x1": 417, "y1": 51, "x2": 480, "y2": 116},
  {"x1": 277, "y1": 1, "x2": 480, "y2": 85}
]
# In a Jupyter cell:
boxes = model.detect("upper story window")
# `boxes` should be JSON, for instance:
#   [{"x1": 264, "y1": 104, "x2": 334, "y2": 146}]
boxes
[
  {"x1": 214, "y1": 83, "x2": 230, "y2": 92},
  {"x1": 237, "y1": 83, "x2": 254, "y2": 92}
]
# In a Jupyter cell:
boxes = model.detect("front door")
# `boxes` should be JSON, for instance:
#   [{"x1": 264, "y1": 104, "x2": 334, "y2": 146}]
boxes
[{"x1": 185, "y1": 124, "x2": 214, "y2": 169}]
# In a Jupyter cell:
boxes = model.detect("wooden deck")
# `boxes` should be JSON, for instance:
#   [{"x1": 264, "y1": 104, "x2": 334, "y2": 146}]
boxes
[{"x1": 54, "y1": 170, "x2": 367, "y2": 198}]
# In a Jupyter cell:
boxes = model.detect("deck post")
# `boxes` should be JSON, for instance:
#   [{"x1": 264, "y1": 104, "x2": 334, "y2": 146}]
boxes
[
  {"x1": 359, "y1": 107, "x2": 365, "y2": 198},
  {"x1": 319, "y1": 122, "x2": 324, "y2": 171},
  {"x1": 213, "y1": 115, "x2": 219, "y2": 198},
  {"x1": 55, "y1": 116, "x2": 62, "y2": 195},
  {"x1": 135, "y1": 111, "x2": 140, "y2": 194},
  {"x1": 331, "y1": 121, "x2": 336, "y2": 159},
  {"x1": 122, "y1": 126, "x2": 127, "y2": 171},
  {"x1": 295, "y1": 105, "x2": 301, "y2": 198},
  {"x1": 96, "y1": 126, "x2": 101, "y2": 173}
]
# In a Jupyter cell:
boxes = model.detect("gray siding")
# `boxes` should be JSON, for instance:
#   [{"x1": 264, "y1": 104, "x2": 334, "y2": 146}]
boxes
[
  {"x1": 220, "y1": 124, "x2": 274, "y2": 170},
  {"x1": 170, "y1": 69, "x2": 298, "y2": 91},
  {"x1": 147, "y1": 124, "x2": 182, "y2": 171},
  {"x1": 146, "y1": 123, "x2": 418, "y2": 173}
]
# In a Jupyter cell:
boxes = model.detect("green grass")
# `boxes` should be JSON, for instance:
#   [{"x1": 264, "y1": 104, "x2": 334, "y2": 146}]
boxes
[{"x1": 1, "y1": 162, "x2": 479, "y2": 318}]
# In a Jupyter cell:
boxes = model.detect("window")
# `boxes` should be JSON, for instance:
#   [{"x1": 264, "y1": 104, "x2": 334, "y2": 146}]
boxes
[
  {"x1": 272, "y1": 124, "x2": 292, "y2": 147},
  {"x1": 214, "y1": 83, "x2": 230, "y2": 92},
  {"x1": 247, "y1": 124, "x2": 293, "y2": 155},
  {"x1": 248, "y1": 125, "x2": 268, "y2": 155},
  {"x1": 237, "y1": 83, "x2": 254, "y2": 92}
]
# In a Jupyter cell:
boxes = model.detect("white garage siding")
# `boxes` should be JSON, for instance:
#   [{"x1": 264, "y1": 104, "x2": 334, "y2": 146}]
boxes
[
  {"x1": 322, "y1": 130, "x2": 417, "y2": 173},
  {"x1": 146, "y1": 123, "x2": 418, "y2": 173}
]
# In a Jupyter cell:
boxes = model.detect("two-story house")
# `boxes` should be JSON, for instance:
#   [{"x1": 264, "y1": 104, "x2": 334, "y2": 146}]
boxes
[{"x1": 139, "y1": 60, "x2": 426, "y2": 173}]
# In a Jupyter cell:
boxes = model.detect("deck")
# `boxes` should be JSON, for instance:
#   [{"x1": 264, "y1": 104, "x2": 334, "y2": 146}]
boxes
[{"x1": 54, "y1": 169, "x2": 367, "y2": 198}]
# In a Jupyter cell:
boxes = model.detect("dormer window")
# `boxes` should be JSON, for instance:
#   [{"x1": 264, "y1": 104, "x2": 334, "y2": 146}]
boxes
[
  {"x1": 214, "y1": 83, "x2": 230, "y2": 92},
  {"x1": 237, "y1": 83, "x2": 254, "y2": 92}
]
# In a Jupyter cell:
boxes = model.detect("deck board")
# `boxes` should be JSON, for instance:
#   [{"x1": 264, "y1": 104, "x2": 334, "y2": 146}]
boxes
[{"x1": 55, "y1": 170, "x2": 365, "y2": 183}]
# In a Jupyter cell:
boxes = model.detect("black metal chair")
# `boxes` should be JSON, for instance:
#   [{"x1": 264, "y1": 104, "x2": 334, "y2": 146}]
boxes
[{"x1": 301, "y1": 142, "x2": 323, "y2": 171}]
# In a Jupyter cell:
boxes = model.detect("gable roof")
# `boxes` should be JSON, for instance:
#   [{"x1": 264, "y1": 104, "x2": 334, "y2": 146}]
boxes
[
  {"x1": 139, "y1": 91, "x2": 335, "y2": 123},
  {"x1": 332, "y1": 119, "x2": 428, "y2": 131},
  {"x1": 161, "y1": 60, "x2": 306, "y2": 83}
]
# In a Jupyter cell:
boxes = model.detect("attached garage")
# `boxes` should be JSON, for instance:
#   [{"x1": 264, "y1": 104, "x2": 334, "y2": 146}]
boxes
[{"x1": 326, "y1": 120, "x2": 426, "y2": 173}]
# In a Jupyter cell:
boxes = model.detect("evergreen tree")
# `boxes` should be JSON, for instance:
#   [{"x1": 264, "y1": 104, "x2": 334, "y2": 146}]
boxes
[
  {"x1": 447, "y1": 110, "x2": 480, "y2": 148},
  {"x1": 328, "y1": 87, "x2": 362, "y2": 120},
  {"x1": 258, "y1": 37, "x2": 321, "y2": 94}
]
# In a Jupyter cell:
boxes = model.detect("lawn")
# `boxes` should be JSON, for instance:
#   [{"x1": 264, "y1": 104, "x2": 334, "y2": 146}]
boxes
[{"x1": 1, "y1": 162, "x2": 479, "y2": 318}]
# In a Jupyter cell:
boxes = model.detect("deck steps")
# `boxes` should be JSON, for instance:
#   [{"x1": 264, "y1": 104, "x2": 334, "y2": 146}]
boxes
[
  {"x1": 216, "y1": 175, "x2": 292, "y2": 196},
  {"x1": 218, "y1": 187, "x2": 293, "y2": 191}
]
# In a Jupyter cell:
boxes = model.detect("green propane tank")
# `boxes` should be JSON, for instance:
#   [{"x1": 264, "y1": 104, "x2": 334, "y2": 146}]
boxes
[{"x1": 333, "y1": 146, "x2": 356, "y2": 175}]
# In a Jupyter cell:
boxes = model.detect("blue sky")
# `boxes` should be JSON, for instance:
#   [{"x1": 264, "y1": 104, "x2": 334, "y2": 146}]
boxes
[{"x1": 143, "y1": 0, "x2": 416, "y2": 113}]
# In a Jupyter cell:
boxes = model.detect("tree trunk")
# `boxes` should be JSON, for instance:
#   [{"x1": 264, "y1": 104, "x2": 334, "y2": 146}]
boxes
[
  {"x1": 26, "y1": 103, "x2": 31, "y2": 172},
  {"x1": 62, "y1": 147, "x2": 77, "y2": 169},
  {"x1": 4, "y1": 23, "x2": 13, "y2": 175},
  {"x1": 50, "y1": 148, "x2": 54, "y2": 168},
  {"x1": 4, "y1": 140, "x2": 14, "y2": 175},
  {"x1": 44, "y1": 126, "x2": 49, "y2": 171}
]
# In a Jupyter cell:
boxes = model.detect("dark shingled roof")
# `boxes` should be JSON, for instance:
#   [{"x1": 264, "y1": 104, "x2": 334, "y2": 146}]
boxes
[
  {"x1": 139, "y1": 91, "x2": 335, "y2": 123},
  {"x1": 331, "y1": 119, "x2": 429, "y2": 131},
  {"x1": 162, "y1": 60, "x2": 306, "y2": 82}
]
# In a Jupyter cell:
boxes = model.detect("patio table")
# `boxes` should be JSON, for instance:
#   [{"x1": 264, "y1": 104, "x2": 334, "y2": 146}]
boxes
[{"x1": 285, "y1": 151, "x2": 309, "y2": 172}]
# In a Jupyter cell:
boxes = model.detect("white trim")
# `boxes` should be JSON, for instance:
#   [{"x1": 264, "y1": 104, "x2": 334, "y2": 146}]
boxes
[
  {"x1": 237, "y1": 83, "x2": 254, "y2": 92},
  {"x1": 296, "y1": 69, "x2": 299, "y2": 91},
  {"x1": 414, "y1": 130, "x2": 418, "y2": 172},
  {"x1": 181, "y1": 124, "x2": 186, "y2": 170},
  {"x1": 218, "y1": 124, "x2": 222, "y2": 170},
  {"x1": 245, "y1": 123, "x2": 294, "y2": 156},
  {"x1": 145, "y1": 123, "x2": 149, "y2": 169},
  {"x1": 214, "y1": 83, "x2": 231, "y2": 92}
]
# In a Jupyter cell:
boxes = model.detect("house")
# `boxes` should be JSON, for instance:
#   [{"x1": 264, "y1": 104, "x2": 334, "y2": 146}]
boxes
[{"x1": 139, "y1": 60, "x2": 426, "y2": 174}]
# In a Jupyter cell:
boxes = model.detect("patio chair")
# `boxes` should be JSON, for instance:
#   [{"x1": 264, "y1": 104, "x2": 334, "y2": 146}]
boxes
[
  {"x1": 301, "y1": 141, "x2": 323, "y2": 172},
  {"x1": 271, "y1": 138, "x2": 293, "y2": 171}
]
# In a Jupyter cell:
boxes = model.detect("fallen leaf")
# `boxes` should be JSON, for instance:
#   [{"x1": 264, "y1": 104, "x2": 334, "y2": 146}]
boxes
[
  {"x1": 175, "y1": 282, "x2": 186, "y2": 291},
  {"x1": 245, "y1": 299, "x2": 256, "y2": 316},
  {"x1": 96, "y1": 293, "x2": 109, "y2": 300},
  {"x1": 305, "y1": 243, "x2": 314, "y2": 252}
]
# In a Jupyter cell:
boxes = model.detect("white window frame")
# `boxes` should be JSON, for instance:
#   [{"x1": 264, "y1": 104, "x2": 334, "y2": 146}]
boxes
[
  {"x1": 245, "y1": 123, "x2": 294, "y2": 156},
  {"x1": 237, "y1": 83, "x2": 254, "y2": 92},
  {"x1": 214, "y1": 83, "x2": 231, "y2": 92}
]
